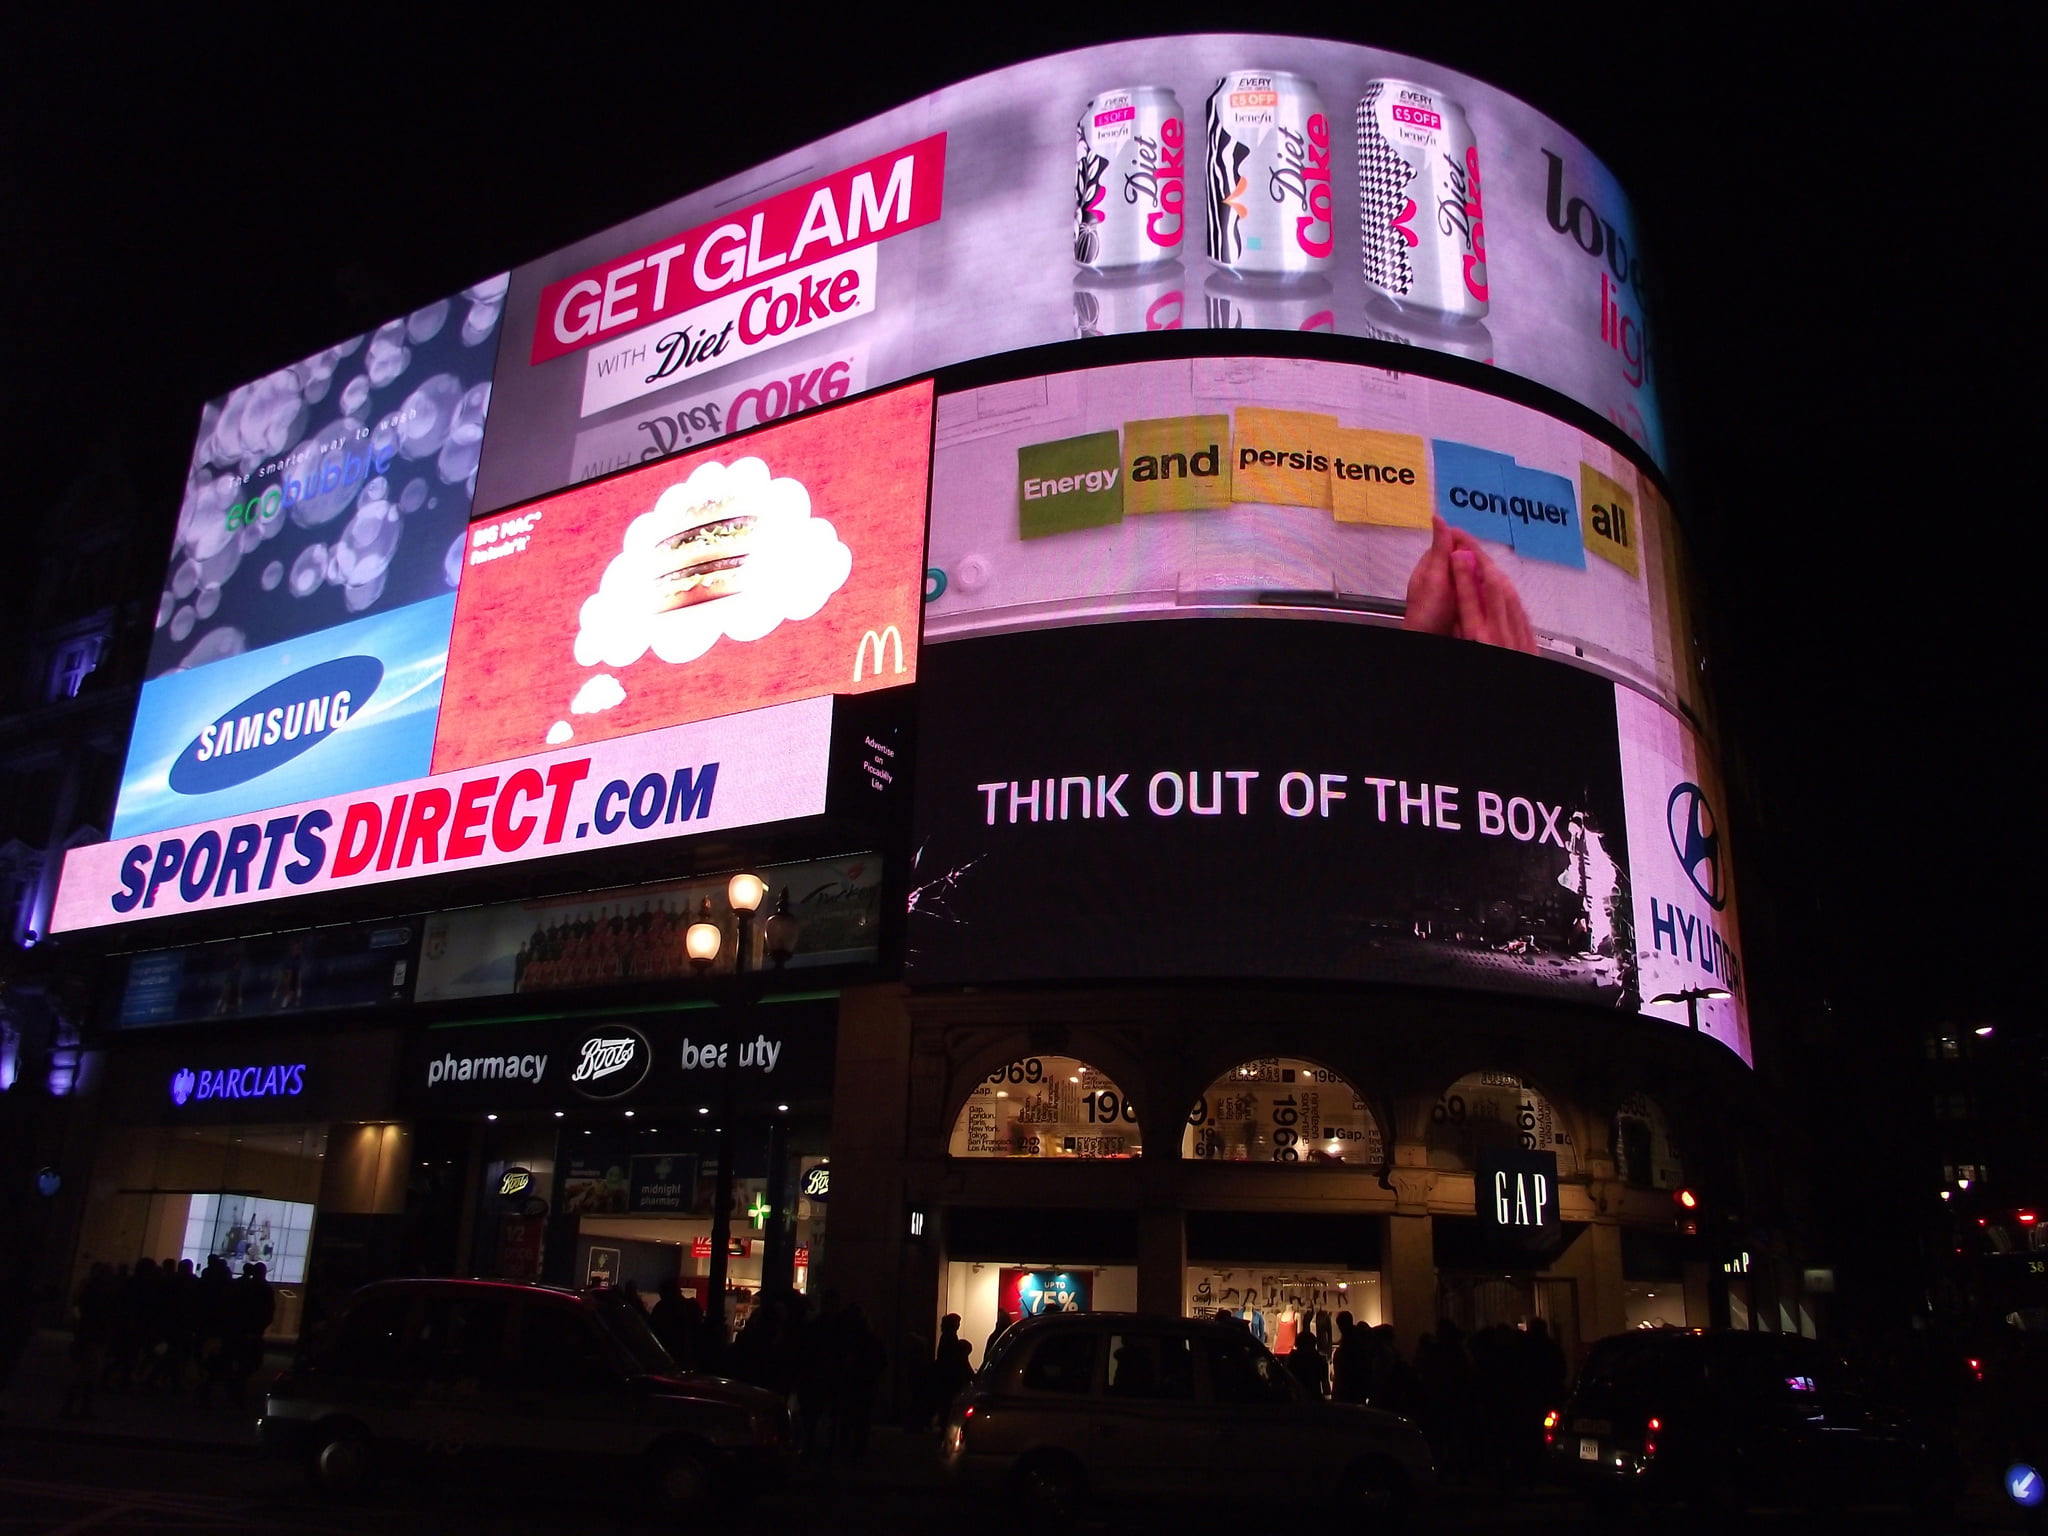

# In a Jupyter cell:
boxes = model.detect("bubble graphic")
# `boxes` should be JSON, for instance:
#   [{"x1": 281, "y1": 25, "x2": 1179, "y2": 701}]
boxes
[
  {"x1": 365, "y1": 323, "x2": 411, "y2": 387},
  {"x1": 546, "y1": 721, "x2": 573, "y2": 745},
  {"x1": 572, "y1": 456, "x2": 849, "y2": 674},
  {"x1": 343, "y1": 568, "x2": 389, "y2": 612},
  {"x1": 398, "y1": 477, "x2": 428, "y2": 514},
  {"x1": 169, "y1": 605, "x2": 196, "y2": 642},
  {"x1": 406, "y1": 298, "x2": 450, "y2": 343},
  {"x1": 450, "y1": 381, "x2": 490, "y2": 445},
  {"x1": 461, "y1": 301, "x2": 502, "y2": 346},
  {"x1": 195, "y1": 584, "x2": 221, "y2": 620},
  {"x1": 464, "y1": 273, "x2": 510, "y2": 304},
  {"x1": 333, "y1": 500, "x2": 402, "y2": 587},
  {"x1": 571, "y1": 674, "x2": 626, "y2": 715},
  {"x1": 171, "y1": 559, "x2": 201, "y2": 599},
  {"x1": 444, "y1": 531, "x2": 466, "y2": 588},
  {"x1": 156, "y1": 591, "x2": 174, "y2": 628},
  {"x1": 397, "y1": 373, "x2": 463, "y2": 461},
  {"x1": 339, "y1": 376, "x2": 371, "y2": 417},
  {"x1": 436, "y1": 431, "x2": 483, "y2": 487},
  {"x1": 289, "y1": 543, "x2": 329, "y2": 597},
  {"x1": 260, "y1": 560, "x2": 284, "y2": 592}
]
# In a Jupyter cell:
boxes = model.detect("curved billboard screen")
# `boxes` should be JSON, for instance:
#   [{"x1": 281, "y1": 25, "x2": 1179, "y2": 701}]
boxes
[
  {"x1": 476, "y1": 32, "x2": 1664, "y2": 518},
  {"x1": 928, "y1": 354, "x2": 1700, "y2": 719},
  {"x1": 905, "y1": 620, "x2": 1748, "y2": 1064}
]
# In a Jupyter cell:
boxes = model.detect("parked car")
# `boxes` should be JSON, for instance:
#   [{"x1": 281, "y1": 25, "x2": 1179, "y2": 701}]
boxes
[
  {"x1": 941, "y1": 1312, "x2": 1434, "y2": 1523},
  {"x1": 259, "y1": 1278, "x2": 788, "y2": 1513},
  {"x1": 1548, "y1": 1328, "x2": 1962, "y2": 1518}
]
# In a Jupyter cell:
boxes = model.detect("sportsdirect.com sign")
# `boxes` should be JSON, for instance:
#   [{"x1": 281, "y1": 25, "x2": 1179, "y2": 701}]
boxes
[{"x1": 51, "y1": 696, "x2": 835, "y2": 933}]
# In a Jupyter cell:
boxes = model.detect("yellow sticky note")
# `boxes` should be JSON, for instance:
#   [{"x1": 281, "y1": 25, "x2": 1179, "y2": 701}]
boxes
[
  {"x1": 1328, "y1": 428, "x2": 1431, "y2": 526},
  {"x1": 1230, "y1": 407, "x2": 1338, "y2": 509},
  {"x1": 1123, "y1": 416, "x2": 1232, "y2": 514},
  {"x1": 1581, "y1": 464, "x2": 1642, "y2": 578}
]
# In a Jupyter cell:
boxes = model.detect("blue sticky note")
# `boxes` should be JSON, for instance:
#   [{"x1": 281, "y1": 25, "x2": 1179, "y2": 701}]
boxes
[
  {"x1": 1503, "y1": 465, "x2": 1586, "y2": 569},
  {"x1": 1431, "y1": 439, "x2": 1517, "y2": 548}
]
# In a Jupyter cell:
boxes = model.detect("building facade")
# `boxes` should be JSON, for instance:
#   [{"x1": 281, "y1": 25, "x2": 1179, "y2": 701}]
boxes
[{"x1": 23, "y1": 36, "x2": 1787, "y2": 1389}]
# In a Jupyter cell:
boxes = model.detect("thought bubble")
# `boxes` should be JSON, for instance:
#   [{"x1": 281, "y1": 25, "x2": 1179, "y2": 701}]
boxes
[
  {"x1": 572, "y1": 674, "x2": 626, "y2": 715},
  {"x1": 572, "y1": 456, "x2": 850, "y2": 674},
  {"x1": 546, "y1": 721, "x2": 573, "y2": 745}
]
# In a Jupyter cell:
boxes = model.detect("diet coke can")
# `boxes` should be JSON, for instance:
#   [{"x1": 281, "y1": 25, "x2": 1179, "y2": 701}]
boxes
[
  {"x1": 1074, "y1": 87, "x2": 1187, "y2": 270},
  {"x1": 1356, "y1": 80, "x2": 1489, "y2": 320},
  {"x1": 1205, "y1": 70, "x2": 1336, "y2": 277}
]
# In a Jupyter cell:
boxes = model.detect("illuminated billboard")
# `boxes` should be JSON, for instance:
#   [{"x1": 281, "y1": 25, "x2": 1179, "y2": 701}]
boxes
[
  {"x1": 433, "y1": 382, "x2": 930, "y2": 772},
  {"x1": 906, "y1": 621, "x2": 1748, "y2": 1063},
  {"x1": 928, "y1": 356, "x2": 1697, "y2": 715},
  {"x1": 118, "y1": 282, "x2": 507, "y2": 837},
  {"x1": 53, "y1": 697, "x2": 837, "y2": 934},
  {"x1": 475, "y1": 34, "x2": 1663, "y2": 517}
]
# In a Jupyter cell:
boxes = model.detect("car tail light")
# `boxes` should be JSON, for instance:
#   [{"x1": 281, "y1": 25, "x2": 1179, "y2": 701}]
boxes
[
  {"x1": 1644, "y1": 1415, "x2": 1661, "y2": 1458},
  {"x1": 1542, "y1": 1409, "x2": 1559, "y2": 1447}
]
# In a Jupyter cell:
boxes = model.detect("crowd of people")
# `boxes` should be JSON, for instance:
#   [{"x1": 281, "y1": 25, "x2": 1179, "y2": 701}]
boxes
[
  {"x1": 62, "y1": 1255, "x2": 276, "y2": 1420},
  {"x1": 1308, "y1": 1313, "x2": 1566, "y2": 1486},
  {"x1": 635, "y1": 1279, "x2": 889, "y2": 1461}
]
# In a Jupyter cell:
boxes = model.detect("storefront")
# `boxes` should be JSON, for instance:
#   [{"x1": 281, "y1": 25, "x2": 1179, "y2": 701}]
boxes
[
  {"x1": 75, "y1": 1025, "x2": 406, "y2": 1340},
  {"x1": 399, "y1": 998, "x2": 837, "y2": 1329}
]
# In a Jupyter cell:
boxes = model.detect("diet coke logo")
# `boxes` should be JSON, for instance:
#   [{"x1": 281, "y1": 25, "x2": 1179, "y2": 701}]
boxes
[{"x1": 569, "y1": 1027, "x2": 651, "y2": 1100}]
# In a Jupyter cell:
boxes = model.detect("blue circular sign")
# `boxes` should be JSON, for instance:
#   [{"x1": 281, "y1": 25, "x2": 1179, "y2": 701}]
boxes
[{"x1": 2008, "y1": 1463, "x2": 2044, "y2": 1509}]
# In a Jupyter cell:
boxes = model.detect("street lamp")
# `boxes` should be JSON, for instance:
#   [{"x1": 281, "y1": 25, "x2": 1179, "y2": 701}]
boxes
[
  {"x1": 683, "y1": 876, "x2": 796, "y2": 1349},
  {"x1": 1650, "y1": 986, "x2": 1733, "y2": 1033}
]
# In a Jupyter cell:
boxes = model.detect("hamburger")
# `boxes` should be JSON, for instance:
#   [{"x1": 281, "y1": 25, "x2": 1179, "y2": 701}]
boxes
[{"x1": 648, "y1": 497, "x2": 759, "y2": 612}]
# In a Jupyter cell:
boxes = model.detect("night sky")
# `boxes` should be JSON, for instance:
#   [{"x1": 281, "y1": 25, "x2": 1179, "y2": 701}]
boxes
[{"x1": 2, "y1": 11, "x2": 2024, "y2": 1032}]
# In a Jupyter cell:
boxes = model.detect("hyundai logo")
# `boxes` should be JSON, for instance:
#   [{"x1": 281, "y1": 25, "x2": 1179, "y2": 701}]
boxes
[{"x1": 1666, "y1": 781, "x2": 1727, "y2": 911}]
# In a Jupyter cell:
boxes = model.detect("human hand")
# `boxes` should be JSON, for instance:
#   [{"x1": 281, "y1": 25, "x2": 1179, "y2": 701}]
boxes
[{"x1": 1402, "y1": 515, "x2": 1537, "y2": 655}]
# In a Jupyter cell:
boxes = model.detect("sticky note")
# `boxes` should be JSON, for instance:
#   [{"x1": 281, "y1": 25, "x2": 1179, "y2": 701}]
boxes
[
  {"x1": 1503, "y1": 464, "x2": 1585, "y2": 569},
  {"x1": 1328, "y1": 428, "x2": 1430, "y2": 526},
  {"x1": 1230, "y1": 407, "x2": 1338, "y2": 509},
  {"x1": 1123, "y1": 416, "x2": 1232, "y2": 514},
  {"x1": 1581, "y1": 464, "x2": 1641, "y2": 578},
  {"x1": 1431, "y1": 439, "x2": 1516, "y2": 548},
  {"x1": 1017, "y1": 431, "x2": 1124, "y2": 539}
]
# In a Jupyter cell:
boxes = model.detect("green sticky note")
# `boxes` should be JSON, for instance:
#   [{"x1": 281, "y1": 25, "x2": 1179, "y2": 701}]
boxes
[
  {"x1": 1123, "y1": 415, "x2": 1232, "y2": 514},
  {"x1": 1017, "y1": 431, "x2": 1125, "y2": 539}
]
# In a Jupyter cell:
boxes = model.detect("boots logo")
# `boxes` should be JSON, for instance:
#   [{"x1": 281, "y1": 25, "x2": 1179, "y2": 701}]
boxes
[
  {"x1": 168, "y1": 655, "x2": 382, "y2": 796},
  {"x1": 1666, "y1": 782, "x2": 1726, "y2": 910},
  {"x1": 569, "y1": 1027, "x2": 650, "y2": 1099}
]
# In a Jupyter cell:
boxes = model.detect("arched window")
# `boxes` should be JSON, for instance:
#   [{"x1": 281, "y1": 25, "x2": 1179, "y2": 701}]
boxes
[
  {"x1": 1615, "y1": 1092, "x2": 1685, "y2": 1190},
  {"x1": 1427, "y1": 1071, "x2": 1577, "y2": 1173},
  {"x1": 1183, "y1": 1058, "x2": 1383, "y2": 1165},
  {"x1": 949, "y1": 1056, "x2": 1139, "y2": 1159}
]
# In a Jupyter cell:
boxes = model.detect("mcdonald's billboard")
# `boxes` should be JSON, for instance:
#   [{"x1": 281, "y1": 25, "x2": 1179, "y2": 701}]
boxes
[{"x1": 432, "y1": 381, "x2": 931, "y2": 773}]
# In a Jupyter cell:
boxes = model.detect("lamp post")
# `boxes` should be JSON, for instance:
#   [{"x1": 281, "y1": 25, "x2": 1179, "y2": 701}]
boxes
[
  {"x1": 1649, "y1": 986, "x2": 1733, "y2": 1033},
  {"x1": 684, "y1": 876, "x2": 794, "y2": 1347}
]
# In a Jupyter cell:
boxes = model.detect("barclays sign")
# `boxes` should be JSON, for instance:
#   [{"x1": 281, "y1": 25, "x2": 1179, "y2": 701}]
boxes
[{"x1": 169, "y1": 1063, "x2": 307, "y2": 1106}]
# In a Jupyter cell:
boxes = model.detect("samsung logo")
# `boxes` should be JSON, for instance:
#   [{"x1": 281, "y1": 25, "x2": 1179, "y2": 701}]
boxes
[{"x1": 168, "y1": 656, "x2": 382, "y2": 796}]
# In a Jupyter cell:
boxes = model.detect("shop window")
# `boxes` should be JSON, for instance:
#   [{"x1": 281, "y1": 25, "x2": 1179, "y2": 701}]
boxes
[
  {"x1": 1427, "y1": 1071, "x2": 1577, "y2": 1173},
  {"x1": 950, "y1": 1055, "x2": 1139, "y2": 1159},
  {"x1": 1614, "y1": 1092, "x2": 1685, "y2": 1190},
  {"x1": 1183, "y1": 1058, "x2": 1383, "y2": 1165},
  {"x1": 1106, "y1": 1331, "x2": 1195, "y2": 1400}
]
